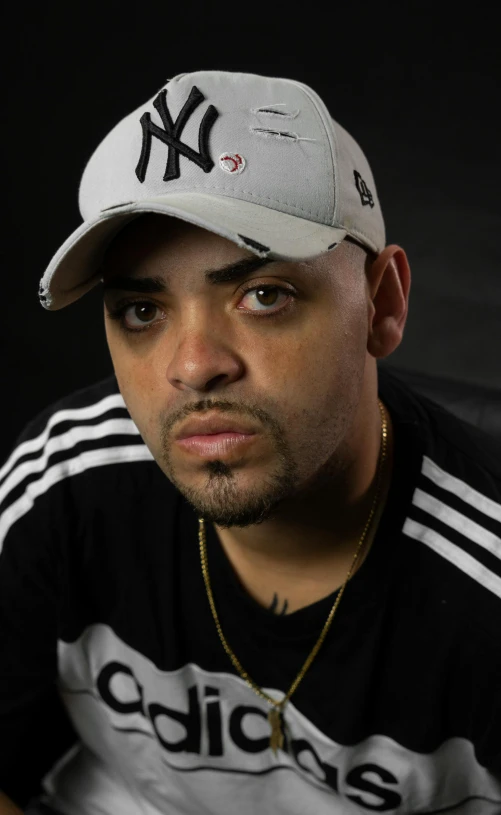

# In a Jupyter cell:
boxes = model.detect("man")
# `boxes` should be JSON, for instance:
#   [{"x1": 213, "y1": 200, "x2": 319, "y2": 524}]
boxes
[{"x1": 1, "y1": 70, "x2": 500, "y2": 814}]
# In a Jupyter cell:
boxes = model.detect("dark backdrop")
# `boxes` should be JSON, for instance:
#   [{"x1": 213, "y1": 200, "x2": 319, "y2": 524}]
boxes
[{"x1": 3, "y1": 2, "x2": 500, "y2": 465}]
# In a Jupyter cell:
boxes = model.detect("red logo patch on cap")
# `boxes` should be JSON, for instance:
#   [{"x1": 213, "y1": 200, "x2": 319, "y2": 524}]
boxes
[{"x1": 219, "y1": 153, "x2": 246, "y2": 174}]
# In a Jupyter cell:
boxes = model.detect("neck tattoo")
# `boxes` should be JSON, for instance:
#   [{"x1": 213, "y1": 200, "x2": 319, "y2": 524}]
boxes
[{"x1": 269, "y1": 593, "x2": 289, "y2": 616}]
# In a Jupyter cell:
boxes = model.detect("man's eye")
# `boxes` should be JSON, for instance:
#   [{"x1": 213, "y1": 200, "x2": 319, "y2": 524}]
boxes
[
  {"x1": 106, "y1": 301, "x2": 163, "y2": 332},
  {"x1": 106, "y1": 284, "x2": 297, "y2": 333},
  {"x1": 238, "y1": 284, "x2": 295, "y2": 313}
]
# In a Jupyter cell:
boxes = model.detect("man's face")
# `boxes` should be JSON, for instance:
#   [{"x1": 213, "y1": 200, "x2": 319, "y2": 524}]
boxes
[{"x1": 102, "y1": 214, "x2": 372, "y2": 529}]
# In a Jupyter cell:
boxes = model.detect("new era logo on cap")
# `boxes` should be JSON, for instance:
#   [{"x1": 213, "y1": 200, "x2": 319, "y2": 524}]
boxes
[{"x1": 354, "y1": 170, "x2": 374, "y2": 208}]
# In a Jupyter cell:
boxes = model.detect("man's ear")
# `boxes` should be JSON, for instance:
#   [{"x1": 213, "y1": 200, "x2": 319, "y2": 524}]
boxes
[{"x1": 366, "y1": 245, "x2": 411, "y2": 359}]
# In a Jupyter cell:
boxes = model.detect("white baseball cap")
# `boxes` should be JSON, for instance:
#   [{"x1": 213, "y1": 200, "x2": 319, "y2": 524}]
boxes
[{"x1": 38, "y1": 70, "x2": 386, "y2": 311}]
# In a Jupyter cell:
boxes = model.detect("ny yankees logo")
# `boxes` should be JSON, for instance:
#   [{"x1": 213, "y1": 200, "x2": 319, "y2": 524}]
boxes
[
  {"x1": 353, "y1": 170, "x2": 375, "y2": 208},
  {"x1": 135, "y1": 86, "x2": 219, "y2": 183}
]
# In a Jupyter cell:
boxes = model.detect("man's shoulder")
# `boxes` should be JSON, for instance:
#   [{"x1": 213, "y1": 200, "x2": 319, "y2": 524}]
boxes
[
  {"x1": 416, "y1": 385, "x2": 501, "y2": 502},
  {"x1": 3, "y1": 372, "x2": 123, "y2": 448},
  {"x1": 0, "y1": 373, "x2": 158, "y2": 547},
  {"x1": 382, "y1": 366, "x2": 501, "y2": 642},
  {"x1": 26, "y1": 370, "x2": 124, "y2": 424},
  {"x1": 380, "y1": 364, "x2": 501, "y2": 489},
  {"x1": 1, "y1": 371, "x2": 142, "y2": 473}
]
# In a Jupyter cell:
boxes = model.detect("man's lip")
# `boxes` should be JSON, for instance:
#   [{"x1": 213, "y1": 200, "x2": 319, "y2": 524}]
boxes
[
  {"x1": 174, "y1": 414, "x2": 259, "y2": 440},
  {"x1": 179, "y1": 431, "x2": 256, "y2": 439},
  {"x1": 175, "y1": 432, "x2": 258, "y2": 456}
]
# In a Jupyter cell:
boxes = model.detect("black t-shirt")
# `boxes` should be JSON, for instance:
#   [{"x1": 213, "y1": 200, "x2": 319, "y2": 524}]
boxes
[{"x1": 1, "y1": 365, "x2": 500, "y2": 813}]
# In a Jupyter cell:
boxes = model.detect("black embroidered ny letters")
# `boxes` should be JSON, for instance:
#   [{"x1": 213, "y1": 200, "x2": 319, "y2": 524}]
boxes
[{"x1": 135, "y1": 86, "x2": 219, "y2": 183}]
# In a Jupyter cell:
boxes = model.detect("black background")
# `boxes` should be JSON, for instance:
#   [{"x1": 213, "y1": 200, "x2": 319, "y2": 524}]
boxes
[{"x1": 3, "y1": 1, "x2": 500, "y2": 465}]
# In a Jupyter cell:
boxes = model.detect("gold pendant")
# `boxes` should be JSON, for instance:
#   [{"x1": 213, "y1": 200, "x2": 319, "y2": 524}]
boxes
[{"x1": 268, "y1": 707, "x2": 284, "y2": 754}]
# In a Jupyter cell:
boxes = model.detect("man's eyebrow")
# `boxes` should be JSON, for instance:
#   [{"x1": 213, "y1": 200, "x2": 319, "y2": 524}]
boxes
[{"x1": 101, "y1": 257, "x2": 274, "y2": 294}]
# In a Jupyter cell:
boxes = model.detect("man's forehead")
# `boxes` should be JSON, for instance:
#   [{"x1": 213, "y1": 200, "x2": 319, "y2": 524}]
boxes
[
  {"x1": 102, "y1": 213, "x2": 257, "y2": 274},
  {"x1": 100, "y1": 212, "x2": 347, "y2": 293}
]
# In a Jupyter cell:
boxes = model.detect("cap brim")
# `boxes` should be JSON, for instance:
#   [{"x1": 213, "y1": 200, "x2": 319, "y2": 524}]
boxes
[{"x1": 38, "y1": 192, "x2": 347, "y2": 310}]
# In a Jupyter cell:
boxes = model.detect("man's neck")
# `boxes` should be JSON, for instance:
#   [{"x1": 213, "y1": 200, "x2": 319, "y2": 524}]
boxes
[{"x1": 213, "y1": 402, "x2": 394, "y2": 615}]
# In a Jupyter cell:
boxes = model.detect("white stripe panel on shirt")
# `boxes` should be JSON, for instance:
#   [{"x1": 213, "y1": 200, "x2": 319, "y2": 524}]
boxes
[
  {"x1": 405, "y1": 456, "x2": 501, "y2": 597},
  {"x1": 0, "y1": 419, "x2": 141, "y2": 509},
  {"x1": 413, "y1": 488, "x2": 501, "y2": 561},
  {"x1": 403, "y1": 517, "x2": 501, "y2": 599},
  {"x1": 0, "y1": 393, "x2": 128, "y2": 484},
  {"x1": 0, "y1": 444, "x2": 154, "y2": 551},
  {"x1": 422, "y1": 455, "x2": 501, "y2": 523}
]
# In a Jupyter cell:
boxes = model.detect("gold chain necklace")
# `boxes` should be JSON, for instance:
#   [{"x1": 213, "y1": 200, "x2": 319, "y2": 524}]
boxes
[{"x1": 199, "y1": 398, "x2": 388, "y2": 754}]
